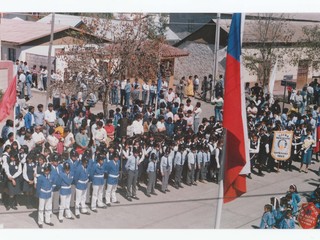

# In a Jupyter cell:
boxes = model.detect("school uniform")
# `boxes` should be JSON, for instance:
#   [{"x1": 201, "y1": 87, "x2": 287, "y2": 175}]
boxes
[
  {"x1": 146, "y1": 160, "x2": 157, "y2": 195},
  {"x1": 201, "y1": 151, "x2": 210, "y2": 181},
  {"x1": 5, "y1": 161, "x2": 22, "y2": 198},
  {"x1": 66, "y1": 158, "x2": 80, "y2": 208},
  {"x1": 174, "y1": 151, "x2": 184, "y2": 188},
  {"x1": 186, "y1": 151, "x2": 196, "y2": 185},
  {"x1": 160, "y1": 155, "x2": 172, "y2": 192},
  {"x1": 22, "y1": 162, "x2": 35, "y2": 193},
  {"x1": 259, "y1": 211, "x2": 275, "y2": 229},
  {"x1": 194, "y1": 151, "x2": 203, "y2": 182},
  {"x1": 105, "y1": 160, "x2": 120, "y2": 204},
  {"x1": 50, "y1": 164, "x2": 61, "y2": 214},
  {"x1": 90, "y1": 161, "x2": 106, "y2": 210},
  {"x1": 125, "y1": 155, "x2": 140, "y2": 198},
  {"x1": 36, "y1": 173, "x2": 54, "y2": 225},
  {"x1": 74, "y1": 164, "x2": 90, "y2": 215},
  {"x1": 58, "y1": 169, "x2": 74, "y2": 221},
  {"x1": 279, "y1": 217, "x2": 295, "y2": 229}
]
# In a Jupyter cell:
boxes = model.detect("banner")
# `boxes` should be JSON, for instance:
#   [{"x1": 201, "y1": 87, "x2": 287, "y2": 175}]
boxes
[
  {"x1": 271, "y1": 131, "x2": 293, "y2": 161},
  {"x1": 297, "y1": 202, "x2": 320, "y2": 229}
]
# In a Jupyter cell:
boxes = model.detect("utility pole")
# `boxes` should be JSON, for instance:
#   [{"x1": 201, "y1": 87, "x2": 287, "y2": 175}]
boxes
[
  {"x1": 45, "y1": 13, "x2": 55, "y2": 108},
  {"x1": 211, "y1": 13, "x2": 221, "y2": 101}
]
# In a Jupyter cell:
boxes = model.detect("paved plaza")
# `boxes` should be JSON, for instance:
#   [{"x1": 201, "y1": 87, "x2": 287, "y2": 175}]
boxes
[{"x1": 0, "y1": 89, "x2": 319, "y2": 229}]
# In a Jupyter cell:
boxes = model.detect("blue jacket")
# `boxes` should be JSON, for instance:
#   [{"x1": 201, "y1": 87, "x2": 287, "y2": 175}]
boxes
[
  {"x1": 50, "y1": 165, "x2": 61, "y2": 192},
  {"x1": 90, "y1": 162, "x2": 106, "y2": 186},
  {"x1": 59, "y1": 170, "x2": 74, "y2": 195},
  {"x1": 105, "y1": 160, "x2": 120, "y2": 185},
  {"x1": 259, "y1": 211, "x2": 275, "y2": 229},
  {"x1": 24, "y1": 112, "x2": 34, "y2": 130},
  {"x1": 74, "y1": 164, "x2": 90, "y2": 190},
  {"x1": 36, "y1": 174, "x2": 53, "y2": 199},
  {"x1": 279, "y1": 218, "x2": 295, "y2": 229}
]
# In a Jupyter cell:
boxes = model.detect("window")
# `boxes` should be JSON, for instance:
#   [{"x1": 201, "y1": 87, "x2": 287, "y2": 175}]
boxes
[
  {"x1": 297, "y1": 60, "x2": 310, "y2": 85},
  {"x1": 8, "y1": 48, "x2": 16, "y2": 61}
]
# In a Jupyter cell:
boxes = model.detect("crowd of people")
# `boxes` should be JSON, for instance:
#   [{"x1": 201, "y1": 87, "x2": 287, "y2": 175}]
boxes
[
  {"x1": 2, "y1": 63, "x2": 320, "y2": 228},
  {"x1": 0, "y1": 71, "x2": 227, "y2": 228},
  {"x1": 259, "y1": 184, "x2": 320, "y2": 229}
]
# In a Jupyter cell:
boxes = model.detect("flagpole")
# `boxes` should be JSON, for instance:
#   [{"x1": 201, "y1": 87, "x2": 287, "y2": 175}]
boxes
[{"x1": 214, "y1": 128, "x2": 226, "y2": 229}]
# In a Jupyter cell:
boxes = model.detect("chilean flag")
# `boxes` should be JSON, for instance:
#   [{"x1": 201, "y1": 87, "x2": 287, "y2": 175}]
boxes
[
  {"x1": 223, "y1": 13, "x2": 250, "y2": 203},
  {"x1": 0, "y1": 75, "x2": 17, "y2": 122}
]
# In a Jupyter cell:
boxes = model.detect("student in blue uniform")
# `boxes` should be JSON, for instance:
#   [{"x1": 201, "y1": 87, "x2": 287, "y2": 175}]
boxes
[
  {"x1": 58, "y1": 162, "x2": 74, "y2": 223},
  {"x1": 287, "y1": 184, "x2": 301, "y2": 217},
  {"x1": 74, "y1": 156, "x2": 91, "y2": 218},
  {"x1": 67, "y1": 149, "x2": 80, "y2": 209},
  {"x1": 4, "y1": 152, "x2": 22, "y2": 211},
  {"x1": 259, "y1": 204, "x2": 276, "y2": 229},
  {"x1": 105, "y1": 153, "x2": 121, "y2": 206},
  {"x1": 146, "y1": 153, "x2": 158, "y2": 197},
  {"x1": 49, "y1": 153, "x2": 62, "y2": 214},
  {"x1": 279, "y1": 209, "x2": 295, "y2": 229},
  {"x1": 90, "y1": 154, "x2": 107, "y2": 212},
  {"x1": 36, "y1": 163, "x2": 54, "y2": 228}
]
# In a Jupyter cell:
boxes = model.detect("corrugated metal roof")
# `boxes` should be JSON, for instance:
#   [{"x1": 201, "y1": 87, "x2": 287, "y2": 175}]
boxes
[
  {"x1": 37, "y1": 13, "x2": 83, "y2": 27},
  {"x1": 0, "y1": 18, "x2": 70, "y2": 45}
]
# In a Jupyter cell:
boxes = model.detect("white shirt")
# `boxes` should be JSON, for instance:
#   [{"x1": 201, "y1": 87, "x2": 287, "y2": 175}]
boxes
[
  {"x1": 194, "y1": 107, "x2": 202, "y2": 119},
  {"x1": 32, "y1": 132, "x2": 45, "y2": 144},
  {"x1": 142, "y1": 83, "x2": 150, "y2": 91},
  {"x1": 132, "y1": 120, "x2": 144, "y2": 135},
  {"x1": 44, "y1": 109, "x2": 57, "y2": 123},
  {"x1": 120, "y1": 80, "x2": 127, "y2": 90},
  {"x1": 93, "y1": 128, "x2": 107, "y2": 142},
  {"x1": 19, "y1": 73, "x2": 26, "y2": 83},
  {"x1": 183, "y1": 104, "x2": 194, "y2": 113},
  {"x1": 64, "y1": 132, "x2": 74, "y2": 148},
  {"x1": 166, "y1": 91, "x2": 175, "y2": 102}
]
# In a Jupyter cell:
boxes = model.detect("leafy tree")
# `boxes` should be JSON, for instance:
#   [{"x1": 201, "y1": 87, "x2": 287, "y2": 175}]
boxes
[
  {"x1": 243, "y1": 13, "x2": 294, "y2": 87},
  {"x1": 53, "y1": 14, "x2": 167, "y2": 118}
]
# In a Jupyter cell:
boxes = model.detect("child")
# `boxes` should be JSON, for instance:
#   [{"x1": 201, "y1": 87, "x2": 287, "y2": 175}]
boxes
[
  {"x1": 279, "y1": 209, "x2": 295, "y2": 229},
  {"x1": 259, "y1": 204, "x2": 275, "y2": 229},
  {"x1": 287, "y1": 184, "x2": 301, "y2": 217}
]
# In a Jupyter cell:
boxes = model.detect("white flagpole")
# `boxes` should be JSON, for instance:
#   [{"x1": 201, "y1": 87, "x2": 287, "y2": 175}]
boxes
[
  {"x1": 214, "y1": 13, "x2": 246, "y2": 229},
  {"x1": 268, "y1": 58, "x2": 278, "y2": 106}
]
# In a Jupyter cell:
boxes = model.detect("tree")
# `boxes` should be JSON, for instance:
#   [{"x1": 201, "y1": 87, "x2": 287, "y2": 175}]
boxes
[
  {"x1": 242, "y1": 13, "x2": 294, "y2": 88},
  {"x1": 53, "y1": 13, "x2": 167, "y2": 118},
  {"x1": 290, "y1": 24, "x2": 320, "y2": 71}
]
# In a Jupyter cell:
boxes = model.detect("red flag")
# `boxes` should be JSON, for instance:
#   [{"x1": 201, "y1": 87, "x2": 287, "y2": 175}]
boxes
[
  {"x1": 0, "y1": 75, "x2": 17, "y2": 122},
  {"x1": 223, "y1": 13, "x2": 249, "y2": 203}
]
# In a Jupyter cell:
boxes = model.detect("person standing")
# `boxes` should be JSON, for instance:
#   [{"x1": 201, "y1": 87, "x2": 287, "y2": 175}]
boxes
[
  {"x1": 160, "y1": 148, "x2": 172, "y2": 193},
  {"x1": 74, "y1": 157, "x2": 91, "y2": 218},
  {"x1": 142, "y1": 80, "x2": 150, "y2": 107},
  {"x1": 211, "y1": 95, "x2": 224, "y2": 122},
  {"x1": 120, "y1": 78, "x2": 127, "y2": 106},
  {"x1": 58, "y1": 162, "x2": 74, "y2": 223},
  {"x1": 36, "y1": 163, "x2": 55, "y2": 228},
  {"x1": 4, "y1": 152, "x2": 22, "y2": 211},
  {"x1": 44, "y1": 103, "x2": 57, "y2": 137},
  {"x1": 41, "y1": 66, "x2": 48, "y2": 91},
  {"x1": 22, "y1": 153, "x2": 36, "y2": 209},
  {"x1": 24, "y1": 106, "x2": 35, "y2": 132},
  {"x1": 186, "y1": 147, "x2": 197, "y2": 186},
  {"x1": 173, "y1": 145, "x2": 185, "y2": 189},
  {"x1": 193, "y1": 102, "x2": 202, "y2": 134},
  {"x1": 34, "y1": 104, "x2": 45, "y2": 129},
  {"x1": 125, "y1": 148, "x2": 143, "y2": 201},
  {"x1": 90, "y1": 155, "x2": 107, "y2": 212},
  {"x1": 299, "y1": 130, "x2": 315, "y2": 173},
  {"x1": 259, "y1": 204, "x2": 276, "y2": 229},
  {"x1": 185, "y1": 75, "x2": 194, "y2": 98},
  {"x1": 112, "y1": 78, "x2": 120, "y2": 105},
  {"x1": 26, "y1": 70, "x2": 33, "y2": 100},
  {"x1": 146, "y1": 153, "x2": 158, "y2": 197},
  {"x1": 149, "y1": 81, "x2": 157, "y2": 106},
  {"x1": 104, "y1": 153, "x2": 121, "y2": 206},
  {"x1": 125, "y1": 79, "x2": 132, "y2": 108}
]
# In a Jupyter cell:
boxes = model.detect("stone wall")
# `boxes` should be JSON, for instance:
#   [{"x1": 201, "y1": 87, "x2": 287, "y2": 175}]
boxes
[{"x1": 174, "y1": 41, "x2": 225, "y2": 84}]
